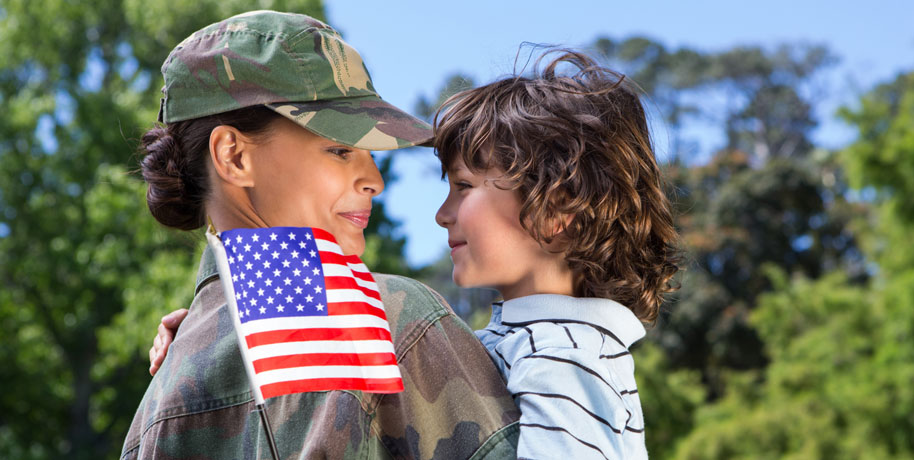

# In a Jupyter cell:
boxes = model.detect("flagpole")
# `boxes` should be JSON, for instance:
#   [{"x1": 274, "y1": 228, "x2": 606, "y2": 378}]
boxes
[
  {"x1": 256, "y1": 404, "x2": 281, "y2": 460},
  {"x1": 206, "y1": 225, "x2": 281, "y2": 460}
]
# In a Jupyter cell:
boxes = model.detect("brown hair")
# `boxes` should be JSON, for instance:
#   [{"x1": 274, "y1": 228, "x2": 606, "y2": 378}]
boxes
[
  {"x1": 139, "y1": 106, "x2": 281, "y2": 230},
  {"x1": 434, "y1": 49, "x2": 679, "y2": 322}
]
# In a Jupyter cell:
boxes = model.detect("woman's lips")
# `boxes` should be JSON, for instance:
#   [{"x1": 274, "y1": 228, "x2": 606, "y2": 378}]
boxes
[{"x1": 338, "y1": 210, "x2": 371, "y2": 229}]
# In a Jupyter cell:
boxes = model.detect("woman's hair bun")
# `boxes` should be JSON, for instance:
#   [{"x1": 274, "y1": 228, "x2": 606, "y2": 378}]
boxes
[{"x1": 140, "y1": 126, "x2": 207, "y2": 230}]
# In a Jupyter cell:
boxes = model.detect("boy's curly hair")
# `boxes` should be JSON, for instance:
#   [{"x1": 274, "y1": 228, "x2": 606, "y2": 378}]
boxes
[{"x1": 434, "y1": 49, "x2": 679, "y2": 322}]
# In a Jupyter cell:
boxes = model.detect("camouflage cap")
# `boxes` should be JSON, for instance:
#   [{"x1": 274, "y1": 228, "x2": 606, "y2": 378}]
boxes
[{"x1": 158, "y1": 10, "x2": 432, "y2": 150}]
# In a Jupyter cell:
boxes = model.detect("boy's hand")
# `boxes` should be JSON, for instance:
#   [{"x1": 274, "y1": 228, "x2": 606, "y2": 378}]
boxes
[{"x1": 149, "y1": 308, "x2": 188, "y2": 376}]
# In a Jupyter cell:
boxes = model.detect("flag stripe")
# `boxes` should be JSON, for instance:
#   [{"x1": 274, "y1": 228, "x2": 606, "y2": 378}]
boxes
[
  {"x1": 261, "y1": 377, "x2": 403, "y2": 398},
  {"x1": 239, "y1": 315, "x2": 391, "y2": 335},
  {"x1": 324, "y1": 276, "x2": 382, "y2": 300},
  {"x1": 327, "y1": 301, "x2": 388, "y2": 317},
  {"x1": 253, "y1": 352, "x2": 398, "y2": 373},
  {"x1": 247, "y1": 339, "x2": 396, "y2": 362},
  {"x1": 246, "y1": 327, "x2": 392, "y2": 348},
  {"x1": 326, "y1": 289, "x2": 384, "y2": 309},
  {"x1": 257, "y1": 364, "x2": 403, "y2": 384}
]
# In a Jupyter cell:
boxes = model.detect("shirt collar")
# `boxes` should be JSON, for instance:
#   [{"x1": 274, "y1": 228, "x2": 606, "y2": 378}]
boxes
[{"x1": 500, "y1": 294, "x2": 646, "y2": 348}]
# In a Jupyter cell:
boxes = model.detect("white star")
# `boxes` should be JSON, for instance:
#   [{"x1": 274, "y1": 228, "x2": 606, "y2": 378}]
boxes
[
  {"x1": 304, "y1": 277, "x2": 312, "y2": 285},
  {"x1": 315, "y1": 286, "x2": 323, "y2": 294},
  {"x1": 289, "y1": 233, "x2": 296, "y2": 240},
  {"x1": 291, "y1": 251, "x2": 299, "y2": 259},
  {"x1": 302, "y1": 259, "x2": 310, "y2": 267},
  {"x1": 305, "y1": 295, "x2": 314, "y2": 302},
  {"x1": 276, "y1": 305, "x2": 284, "y2": 312},
  {"x1": 236, "y1": 235, "x2": 243, "y2": 244},
  {"x1": 285, "y1": 295, "x2": 293, "y2": 303},
  {"x1": 246, "y1": 262, "x2": 253, "y2": 270},
  {"x1": 280, "y1": 242, "x2": 288, "y2": 250},
  {"x1": 273, "y1": 269, "x2": 281, "y2": 277},
  {"x1": 253, "y1": 253, "x2": 261, "y2": 261},
  {"x1": 228, "y1": 256, "x2": 235, "y2": 264},
  {"x1": 259, "y1": 306, "x2": 266, "y2": 314},
  {"x1": 232, "y1": 274, "x2": 238, "y2": 282},
  {"x1": 309, "y1": 250, "x2": 316, "y2": 258},
  {"x1": 244, "y1": 244, "x2": 251, "y2": 252},
  {"x1": 266, "y1": 296, "x2": 274, "y2": 305},
  {"x1": 251, "y1": 298, "x2": 258, "y2": 306},
  {"x1": 282, "y1": 260, "x2": 290, "y2": 268},
  {"x1": 293, "y1": 269, "x2": 301, "y2": 276},
  {"x1": 239, "y1": 272, "x2": 246, "y2": 280},
  {"x1": 257, "y1": 289, "x2": 264, "y2": 296},
  {"x1": 274, "y1": 287, "x2": 282, "y2": 295},
  {"x1": 299, "y1": 241, "x2": 307, "y2": 249},
  {"x1": 315, "y1": 303, "x2": 324, "y2": 311},
  {"x1": 237, "y1": 254, "x2": 245, "y2": 262},
  {"x1": 283, "y1": 277, "x2": 292, "y2": 285},
  {"x1": 238, "y1": 309, "x2": 244, "y2": 318},
  {"x1": 295, "y1": 287, "x2": 303, "y2": 294},
  {"x1": 242, "y1": 290, "x2": 248, "y2": 298},
  {"x1": 270, "y1": 233, "x2": 278, "y2": 241},
  {"x1": 245, "y1": 308, "x2": 250, "y2": 316},
  {"x1": 265, "y1": 279, "x2": 273, "y2": 286},
  {"x1": 305, "y1": 233, "x2": 312, "y2": 240},
  {"x1": 261, "y1": 243, "x2": 269, "y2": 251},
  {"x1": 296, "y1": 304, "x2": 304, "y2": 311},
  {"x1": 272, "y1": 251, "x2": 280, "y2": 259},
  {"x1": 252, "y1": 234, "x2": 260, "y2": 242},
  {"x1": 255, "y1": 270, "x2": 263, "y2": 279},
  {"x1": 247, "y1": 280, "x2": 254, "y2": 288},
  {"x1": 263, "y1": 261, "x2": 271, "y2": 269},
  {"x1": 235, "y1": 292, "x2": 241, "y2": 300},
  {"x1": 312, "y1": 268, "x2": 320, "y2": 275}
]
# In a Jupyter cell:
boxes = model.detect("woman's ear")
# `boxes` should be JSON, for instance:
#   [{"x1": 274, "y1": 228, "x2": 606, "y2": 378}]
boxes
[{"x1": 209, "y1": 125, "x2": 255, "y2": 187}]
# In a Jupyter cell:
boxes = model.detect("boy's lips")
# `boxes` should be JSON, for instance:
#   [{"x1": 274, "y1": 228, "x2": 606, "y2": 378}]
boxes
[
  {"x1": 448, "y1": 239, "x2": 467, "y2": 253},
  {"x1": 338, "y1": 210, "x2": 371, "y2": 229}
]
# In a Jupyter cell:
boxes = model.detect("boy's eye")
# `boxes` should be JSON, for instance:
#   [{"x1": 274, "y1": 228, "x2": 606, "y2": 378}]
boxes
[{"x1": 454, "y1": 181, "x2": 472, "y2": 190}]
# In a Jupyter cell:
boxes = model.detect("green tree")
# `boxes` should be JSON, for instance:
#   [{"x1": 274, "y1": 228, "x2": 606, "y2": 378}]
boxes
[
  {"x1": 669, "y1": 69, "x2": 914, "y2": 460},
  {"x1": 0, "y1": 2, "x2": 353, "y2": 458}
]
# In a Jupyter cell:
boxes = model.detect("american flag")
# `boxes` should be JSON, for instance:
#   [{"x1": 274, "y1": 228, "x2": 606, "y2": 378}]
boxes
[{"x1": 207, "y1": 226, "x2": 403, "y2": 402}]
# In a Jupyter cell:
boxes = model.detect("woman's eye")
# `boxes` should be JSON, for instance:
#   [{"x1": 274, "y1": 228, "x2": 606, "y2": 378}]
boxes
[{"x1": 327, "y1": 148, "x2": 351, "y2": 159}]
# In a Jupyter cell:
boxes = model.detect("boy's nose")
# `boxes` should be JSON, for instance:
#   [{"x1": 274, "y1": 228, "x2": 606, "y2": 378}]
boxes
[{"x1": 435, "y1": 199, "x2": 453, "y2": 228}]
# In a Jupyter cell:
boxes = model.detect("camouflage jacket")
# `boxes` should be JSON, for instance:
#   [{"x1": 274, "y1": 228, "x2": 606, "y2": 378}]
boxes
[{"x1": 121, "y1": 248, "x2": 519, "y2": 459}]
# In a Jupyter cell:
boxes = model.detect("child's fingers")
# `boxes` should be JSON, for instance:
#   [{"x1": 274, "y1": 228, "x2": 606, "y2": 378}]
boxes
[{"x1": 161, "y1": 308, "x2": 189, "y2": 329}]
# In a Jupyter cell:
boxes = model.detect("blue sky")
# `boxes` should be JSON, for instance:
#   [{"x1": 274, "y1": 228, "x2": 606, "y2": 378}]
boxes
[{"x1": 325, "y1": 0, "x2": 914, "y2": 267}]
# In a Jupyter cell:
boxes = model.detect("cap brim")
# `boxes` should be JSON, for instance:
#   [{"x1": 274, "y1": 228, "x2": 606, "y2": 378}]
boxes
[{"x1": 267, "y1": 95, "x2": 433, "y2": 151}]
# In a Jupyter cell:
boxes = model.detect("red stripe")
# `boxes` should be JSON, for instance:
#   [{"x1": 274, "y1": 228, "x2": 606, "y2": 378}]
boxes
[
  {"x1": 252, "y1": 352, "x2": 398, "y2": 373},
  {"x1": 261, "y1": 377, "x2": 404, "y2": 398},
  {"x1": 246, "y1": 327, "x2": 392, "y2": 348},
  {"x1": 350, "y1": 270, "x2": 374, "y2": 283},
  {"x1": 327, "y1": 301, "x2": 386, "y2": 317},
  {"x1": 312, "y1": 228, "x2": 337, "y2": 242},
  {"x1": 324, "y1": 276, "x2": 381, "y2": 301}
]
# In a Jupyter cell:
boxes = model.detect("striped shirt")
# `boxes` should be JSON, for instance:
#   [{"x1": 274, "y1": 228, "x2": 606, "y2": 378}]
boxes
[{"x1": 475, "y1": 294, "x2": 647, "y2": 460}]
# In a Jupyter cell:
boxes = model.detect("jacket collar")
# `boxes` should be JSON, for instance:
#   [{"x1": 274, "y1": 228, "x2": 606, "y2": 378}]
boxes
[{"x1": 194, "y1": 245, "x2": 220, "y2": 295}]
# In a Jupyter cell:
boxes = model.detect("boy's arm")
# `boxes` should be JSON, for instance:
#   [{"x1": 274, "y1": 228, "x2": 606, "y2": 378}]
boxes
[{"x1": 506, "y1": 346, "x2": 644, "y2": 459}]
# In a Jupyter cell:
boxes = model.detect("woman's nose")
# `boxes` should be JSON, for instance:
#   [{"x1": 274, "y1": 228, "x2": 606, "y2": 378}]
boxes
[{"x1": 357, "y1": 151, "x2": 385, "y2": 196}]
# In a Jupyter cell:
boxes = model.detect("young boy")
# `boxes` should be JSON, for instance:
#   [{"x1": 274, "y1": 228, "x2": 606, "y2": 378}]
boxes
[{"x1": 433, "y1": 50, "x2": 680, "y2": 459}]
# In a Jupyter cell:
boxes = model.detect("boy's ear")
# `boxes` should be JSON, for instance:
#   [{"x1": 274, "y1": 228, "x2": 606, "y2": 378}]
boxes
[{"x1": 209, "y1": 125, "x2": 255, "y2": 188}]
